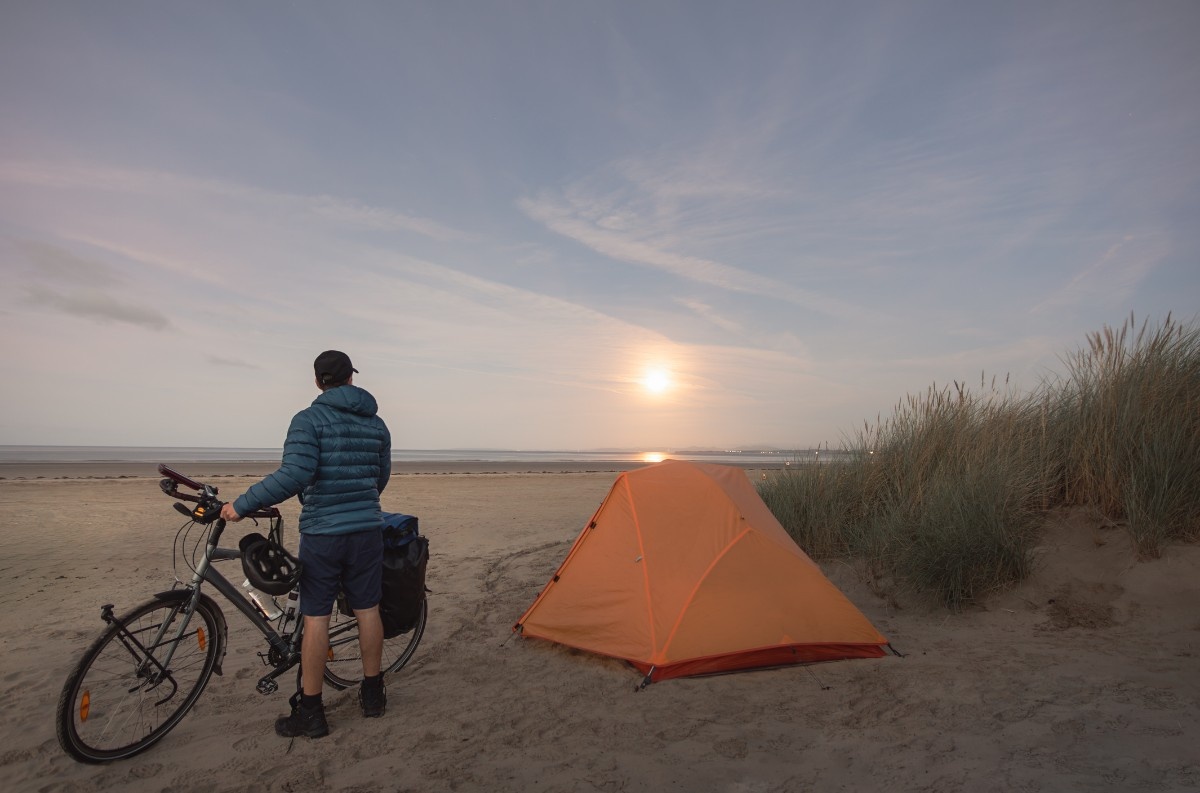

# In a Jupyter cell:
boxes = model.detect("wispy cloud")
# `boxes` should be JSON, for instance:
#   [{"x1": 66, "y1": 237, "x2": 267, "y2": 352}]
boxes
[
  {"x1": 885, "y1": 335, "x2": 1059, "y2": 372},
  {"x1": 14, "y1": 239, "x2": 119, "y2": 287},
  {"x1": 24, "y1": 283, "x2": 171, "y2": 330},
  {"x1": 0, "y1": 160, "x2": 465, "y2": 242},
  {"x1": 343, "y1": 250, "x2": 855, "y2": 421},
  {"x1": 675, "y1": 297, "x2": 743, "y2": 334},
  {"x1": 308, "y1": 196, "x2": 463, "y2": 241},
  {"x1": 349, "y1": 250, "x2": 669, "y2": 389},
  {"x1": 519, "y1": 188, "x2": 872, "y2": 321},
  {"x1": 1031, "y1": 234, "x2": 1167, "y2": 316},
  {"x1": 206, "y1": 355, "x2": 261, "y2": 369},
  {"x1": 14, "y1": 239, "x2": 171, "y2": 330}
]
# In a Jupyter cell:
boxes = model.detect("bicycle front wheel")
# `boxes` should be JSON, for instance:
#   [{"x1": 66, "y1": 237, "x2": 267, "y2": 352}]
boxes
[
  {"x1": 56, "y1": 595, "x2": 223, "y2": 763},
  {"x1": 324, "y1": 598, "x2": 427, "y2": 689}
]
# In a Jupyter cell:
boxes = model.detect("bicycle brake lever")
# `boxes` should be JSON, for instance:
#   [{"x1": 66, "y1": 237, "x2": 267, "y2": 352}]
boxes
[{"x1": 175, "y1": 501, "x2": 219, "y2": 523}]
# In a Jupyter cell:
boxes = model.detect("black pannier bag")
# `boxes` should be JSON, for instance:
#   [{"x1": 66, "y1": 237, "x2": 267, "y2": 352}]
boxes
[{"x1": 379, "y1": 513, "x2": 428, "y2": 638}]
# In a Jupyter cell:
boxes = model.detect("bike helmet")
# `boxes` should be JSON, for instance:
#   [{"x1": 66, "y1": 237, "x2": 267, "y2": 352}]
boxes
[{"x1": 239, "y1": 532, "x2": 302, "y2": 595}]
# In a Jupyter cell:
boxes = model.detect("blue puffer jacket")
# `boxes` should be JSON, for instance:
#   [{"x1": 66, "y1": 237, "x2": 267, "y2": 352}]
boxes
[{"x1": 233, "y1": 385, "x2": 391, "y2": 536}]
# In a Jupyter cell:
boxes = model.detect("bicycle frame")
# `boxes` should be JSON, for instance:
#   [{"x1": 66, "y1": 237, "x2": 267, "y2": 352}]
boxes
[
  {"x1": 193, "y1": 529, "x2": 301, "y2": 693},
  {"x1": 146, "y1": 514, "x2": 370, "y2": 696},
  {"x1": 104, "y1": 514, "x2": 301, "y2": 697}
]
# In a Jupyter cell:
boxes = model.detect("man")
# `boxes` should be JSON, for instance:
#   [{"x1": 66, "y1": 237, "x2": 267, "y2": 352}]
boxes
[{"x1": 220, "y1": 350, "x2": 391, "y2": 738}]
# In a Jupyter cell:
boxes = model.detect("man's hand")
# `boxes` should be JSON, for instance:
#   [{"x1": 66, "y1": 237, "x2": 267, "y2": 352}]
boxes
[{"x1": 220, "y1": 503, "x2": 243, "y2": 522}]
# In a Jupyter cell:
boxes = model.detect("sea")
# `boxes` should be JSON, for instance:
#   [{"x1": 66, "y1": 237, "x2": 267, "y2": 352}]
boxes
[{"x1": 0, "y1": 445, "x2": 832, "y2": 466}]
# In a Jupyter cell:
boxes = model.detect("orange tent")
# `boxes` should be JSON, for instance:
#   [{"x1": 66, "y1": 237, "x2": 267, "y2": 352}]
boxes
[{"x1": 514, "y1": 460, "x2": 889, "y2": 684}]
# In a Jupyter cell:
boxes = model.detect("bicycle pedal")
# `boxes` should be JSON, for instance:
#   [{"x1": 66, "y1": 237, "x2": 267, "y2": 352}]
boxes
[{"x1": 256, "y1": 678, "x2": 279, "y2": 695}]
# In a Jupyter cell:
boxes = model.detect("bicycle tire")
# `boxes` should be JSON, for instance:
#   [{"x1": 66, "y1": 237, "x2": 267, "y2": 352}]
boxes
[
  {"x1": 323, "y1": 598, "x2": 427, "y2": 689},
  {"x1": 56, "y1": 594, "x2": 224, "y2": 763}
]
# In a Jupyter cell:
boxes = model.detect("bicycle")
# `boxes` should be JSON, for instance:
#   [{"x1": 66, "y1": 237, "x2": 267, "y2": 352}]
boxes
[{"x1": 55, "y1": 464, "x2": 427, "y2": 763}]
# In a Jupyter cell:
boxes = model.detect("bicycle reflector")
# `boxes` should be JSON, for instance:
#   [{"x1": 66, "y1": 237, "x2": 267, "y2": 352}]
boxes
[
  {"x1": 80, "y1": 690, "x2": 91, "y2": 722},
  {"x1": 197, "y1": 626, "x2": 207, "y2": 652}
]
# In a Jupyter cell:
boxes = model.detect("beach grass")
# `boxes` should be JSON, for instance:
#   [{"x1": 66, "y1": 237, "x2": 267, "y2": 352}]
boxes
[{"x1": 759, "y1": 314, "x2": 1200, "y2": 608}]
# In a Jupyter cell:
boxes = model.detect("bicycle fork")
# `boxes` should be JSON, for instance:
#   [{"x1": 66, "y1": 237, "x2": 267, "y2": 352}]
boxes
[{"x1": 99, "y1": 603, "x2": 184, "y2": 706}]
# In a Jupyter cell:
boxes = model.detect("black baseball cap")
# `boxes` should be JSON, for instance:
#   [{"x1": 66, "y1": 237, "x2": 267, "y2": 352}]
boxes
[{"x1": 314, "y1": 350, "x2": 358, "y2": 385}]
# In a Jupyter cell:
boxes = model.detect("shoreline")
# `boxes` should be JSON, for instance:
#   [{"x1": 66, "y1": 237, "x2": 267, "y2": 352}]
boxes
[{"x1": 0, "y1": 458, "x2": 785, "y2": 481}]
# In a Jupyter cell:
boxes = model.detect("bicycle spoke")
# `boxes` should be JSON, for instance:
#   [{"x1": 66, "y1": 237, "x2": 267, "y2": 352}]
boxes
[
  {"x1": 322, "y1": 599, "x2": 427, "y2": 689},
  {"x1": 57, "y1": 597, "x2": 222, "y2": 762}
]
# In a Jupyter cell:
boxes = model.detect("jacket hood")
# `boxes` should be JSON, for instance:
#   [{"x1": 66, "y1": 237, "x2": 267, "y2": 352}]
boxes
[{"x1": 313, "y1": 384, "x2": 379, "y2": 417}]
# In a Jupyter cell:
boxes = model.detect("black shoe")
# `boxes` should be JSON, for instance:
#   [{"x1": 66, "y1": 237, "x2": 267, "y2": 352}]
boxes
[
  {"x1": 275, "y1": 695, "x2": 330, "y2": 738},
  {"x1": 359, "y1": 679, "x2": 386, "y2": 718}
]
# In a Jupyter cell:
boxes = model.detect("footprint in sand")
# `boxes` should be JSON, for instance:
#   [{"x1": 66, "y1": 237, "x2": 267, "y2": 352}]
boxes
[
  {"x1": 126, "y1": 762, "x2": 164, "y2": 780},
  {"x1": 713, "y1": 737, "x2": 749, "y2": 760},
  {"x1": 232, "y1": 735, "x2": 261, "y2": 753}
]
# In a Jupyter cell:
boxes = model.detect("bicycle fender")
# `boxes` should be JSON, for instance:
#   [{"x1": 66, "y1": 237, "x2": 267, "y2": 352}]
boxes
[{"x1": 152, "y1": 589, "x2": 230, "y2": 677}]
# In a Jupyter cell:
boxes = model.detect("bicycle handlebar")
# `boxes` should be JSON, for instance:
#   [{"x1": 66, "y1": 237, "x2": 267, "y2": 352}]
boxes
[
  {"x1": 157, "y1": 464, "x2": 281, "y2": 521},
  {"x1": 158, "y1": 464, "x2": 205, "y2": 491}
]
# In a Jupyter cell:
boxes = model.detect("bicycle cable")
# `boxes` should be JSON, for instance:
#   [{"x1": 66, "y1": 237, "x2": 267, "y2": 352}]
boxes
[
  {"x1": 170, "y1": 518, "x2": 203, "y2": 583},
  {"x1": 171, "y1": 508, "x2": 272, "y2": 585},
  {"x1": 188, "y1": 519, "x2": 209, "y2": 576}
]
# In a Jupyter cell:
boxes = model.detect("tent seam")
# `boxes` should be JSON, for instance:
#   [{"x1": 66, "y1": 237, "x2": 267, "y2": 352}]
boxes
[
  {"x1": 625, "y1": 477, "x2": 658, "y2": 660},
  {"x1": 658, "y1": 523, "x2": 751, "y2": 662}
]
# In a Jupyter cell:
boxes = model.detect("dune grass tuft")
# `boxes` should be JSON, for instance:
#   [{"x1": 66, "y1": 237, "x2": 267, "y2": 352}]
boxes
[{"x1": 759, "y1": 314, "x2": 1200, "y2": 608}]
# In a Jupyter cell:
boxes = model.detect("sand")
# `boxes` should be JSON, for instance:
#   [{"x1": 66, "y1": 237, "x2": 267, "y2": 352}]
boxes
[{"x1": 2, "y1": 462, "x2": 1198, "y2": 792}]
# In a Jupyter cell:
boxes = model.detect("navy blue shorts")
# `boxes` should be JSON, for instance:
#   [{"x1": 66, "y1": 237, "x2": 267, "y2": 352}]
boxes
[{"x1": 298, "y1": 530, "x2": 383, "y2": 617}]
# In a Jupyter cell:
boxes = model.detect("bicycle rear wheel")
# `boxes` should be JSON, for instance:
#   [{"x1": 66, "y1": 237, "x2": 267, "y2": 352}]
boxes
[
  {"x1": 56, "y1": 595, "x2": 223, "y2": 763},
  {"x1": 323, "y1": 598, "x2": 427, "y2": 689}
]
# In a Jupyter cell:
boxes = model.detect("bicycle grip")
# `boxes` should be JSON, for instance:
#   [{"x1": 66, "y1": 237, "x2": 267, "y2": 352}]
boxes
[{"x1": 158, "y1": 464, "x2": 204, "y2": 491}]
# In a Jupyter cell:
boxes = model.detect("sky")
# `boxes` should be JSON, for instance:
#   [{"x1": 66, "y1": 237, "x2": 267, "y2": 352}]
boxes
[{"x1": 1, "y1": 1, "x2": 1197, "y2": 451}]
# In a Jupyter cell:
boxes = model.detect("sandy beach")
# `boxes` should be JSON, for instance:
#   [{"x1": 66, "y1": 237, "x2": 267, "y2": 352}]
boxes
[{"x1": 2, "y1": 461, "x2": 1198, "y2": 792}]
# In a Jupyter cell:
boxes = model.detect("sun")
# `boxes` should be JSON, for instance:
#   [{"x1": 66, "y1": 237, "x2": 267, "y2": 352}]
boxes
[{"x1": 641, "y1": 367, "x2": 672, "y2": 395}]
